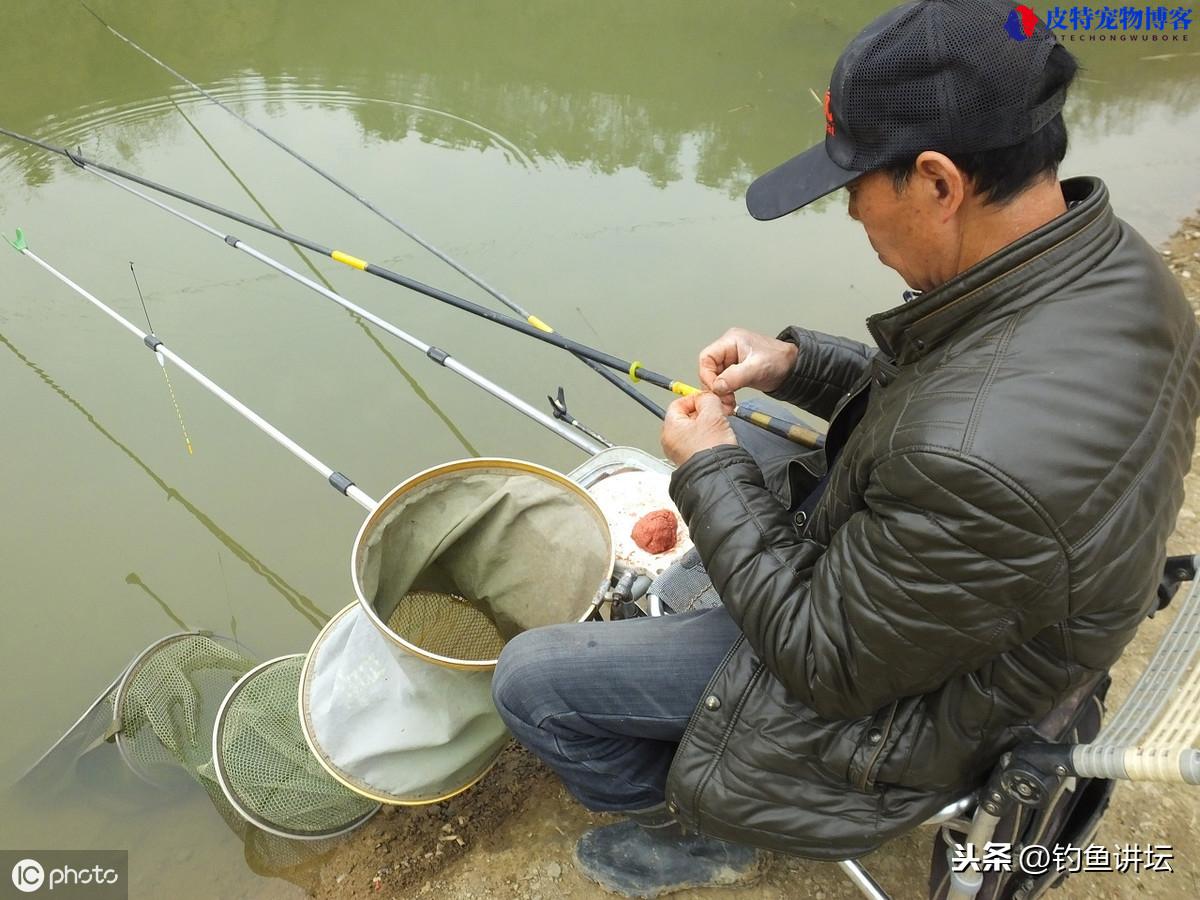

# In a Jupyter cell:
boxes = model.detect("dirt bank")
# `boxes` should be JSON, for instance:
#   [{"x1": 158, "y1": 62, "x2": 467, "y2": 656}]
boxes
[{"x1": 308, "y1": 215, "x2": 1200, "y2": 900}]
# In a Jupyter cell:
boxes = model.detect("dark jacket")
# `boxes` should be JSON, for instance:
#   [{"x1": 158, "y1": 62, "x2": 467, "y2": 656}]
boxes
[{"x1": 665, "y1": 177, "x2": 1200, "y2": 859}]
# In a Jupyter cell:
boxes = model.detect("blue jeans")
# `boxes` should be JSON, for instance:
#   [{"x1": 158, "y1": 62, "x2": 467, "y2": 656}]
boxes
[
  {"x1": 492, "y1": 400, "x2": 814, "y2": 812},
  {"x1": 491, "y1": 606, "x2": 741, "y2": 812}
]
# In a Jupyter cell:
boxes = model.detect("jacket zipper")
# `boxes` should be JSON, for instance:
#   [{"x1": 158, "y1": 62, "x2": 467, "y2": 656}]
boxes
[
  {"x1": 824, "y1": 377, "x2": 873, "y2": 461},
  {"x1": 828, "y1": 379, "x2": 870, "y2": 431},
  {"x1": 857, "y1": 701, "x2": 898, "y2": 792},
  {"x1": 673, "y1": 635, "x2": 746, "y2": 820},
  {"x1": 676, "y1": 635, "x2": 742, "y2": 754},
  {"x1": 691, "y1": 662, "x2": 767, "y2": 822}
]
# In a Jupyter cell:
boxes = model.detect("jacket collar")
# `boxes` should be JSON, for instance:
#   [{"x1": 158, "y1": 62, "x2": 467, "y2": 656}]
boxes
[{"x1": 866, "y1": 177, "x2": 1121, "y2": 364}]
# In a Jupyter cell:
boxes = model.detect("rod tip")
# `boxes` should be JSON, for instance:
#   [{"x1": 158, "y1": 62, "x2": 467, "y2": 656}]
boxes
[{"x1": 4, "y1": 227, "x2": 27, "y2": 252}]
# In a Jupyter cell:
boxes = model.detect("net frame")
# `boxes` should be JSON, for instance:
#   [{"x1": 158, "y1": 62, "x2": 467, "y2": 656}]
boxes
[
  {"x1": 111, "y1": 631, "x2": 252, "y2": 789},
  {"x1": 351, "y1": 458, "x2": 614, "y2": 671},
  {"x1": 16, "y1": 671, "x2": 124, "y2": 792},
  {"x1": 212, "y1": 654, "x2": 380, "y2": 840},
  {"x1": 298, "y1": 602, "x2": 509, "y2": 806}
]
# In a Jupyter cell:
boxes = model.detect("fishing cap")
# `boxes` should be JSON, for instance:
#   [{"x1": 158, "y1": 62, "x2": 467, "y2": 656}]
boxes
[{"x1": 746, "y1": 0, "x2": 1065, "y2": 220}]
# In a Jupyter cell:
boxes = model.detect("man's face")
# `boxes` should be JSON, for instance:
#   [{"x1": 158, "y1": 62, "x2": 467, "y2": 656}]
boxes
[{"x1": 846, "y1": 170, "x2": 946, "y2": 292}]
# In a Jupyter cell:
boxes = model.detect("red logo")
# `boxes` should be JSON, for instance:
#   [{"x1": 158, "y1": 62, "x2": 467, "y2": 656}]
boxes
[
  {"x1": 824, "y1": 90, "x2": 835, "y2": 136},
  {"x1": 1004, "y1": 4, "x2": 1038, "y2": 40}
]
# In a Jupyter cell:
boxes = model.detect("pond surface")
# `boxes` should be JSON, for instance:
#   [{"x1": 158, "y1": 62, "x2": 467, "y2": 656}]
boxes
[{"x1": 1, "y1": 2, "x2": 1198, "y2": 896}]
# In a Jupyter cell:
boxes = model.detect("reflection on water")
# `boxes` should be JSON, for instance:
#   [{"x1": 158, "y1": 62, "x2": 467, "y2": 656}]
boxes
[
  {"x1": 124, "y1": 573, "x2": 190, "y2": 631},
  {"x1": 0, "y1": 330, "x2": 330, "y2": 627},
  {"x1": 3, "y1": 1, "x2": 1198, "y2": 197},
  {"x1": 1, "y1": 2, "x2": 1197, "y2": 898}
]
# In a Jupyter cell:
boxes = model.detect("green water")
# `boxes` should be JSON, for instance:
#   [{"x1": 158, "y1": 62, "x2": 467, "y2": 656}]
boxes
[{"x1": 1, "y1": 2, "x2": 1197, "y2": 896}]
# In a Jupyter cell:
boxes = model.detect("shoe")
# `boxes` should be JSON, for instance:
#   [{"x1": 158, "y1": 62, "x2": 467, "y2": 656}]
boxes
[{"x1": 573, "y1": 818, "x2": 762, "y2": 898}]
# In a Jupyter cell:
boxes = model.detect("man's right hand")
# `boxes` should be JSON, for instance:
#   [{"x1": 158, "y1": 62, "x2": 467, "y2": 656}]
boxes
[{"x1": 698, "y1": 328, "x2": 799, "y2": 414}]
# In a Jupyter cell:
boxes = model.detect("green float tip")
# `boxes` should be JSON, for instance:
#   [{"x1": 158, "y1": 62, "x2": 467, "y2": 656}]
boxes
[{"x1": 4, "y1": 227, "x2": 27, "y2": 252}]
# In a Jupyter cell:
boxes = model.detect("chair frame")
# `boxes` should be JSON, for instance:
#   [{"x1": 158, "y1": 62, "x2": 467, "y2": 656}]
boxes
[{"x1": 838, "y1": 554, "x2": 1200, "y2": 900}]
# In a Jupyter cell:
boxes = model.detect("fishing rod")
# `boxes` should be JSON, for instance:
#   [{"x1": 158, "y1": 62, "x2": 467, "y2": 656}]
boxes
[
  {"x1": 15, "y1": 131, "x2": 687, "y2": 398},
  {"x1": 0, "y1": 128, "x2": 823, "y2": 449},
  {"x1": 76, "y1": 0, "x2": 663, "y2": 420},
  {"x1": 74, "y1": 166, "x2": 603, "y2": 455},
  {"x1": 6, "y1": 228, "x2": 380, "y2": 510}
]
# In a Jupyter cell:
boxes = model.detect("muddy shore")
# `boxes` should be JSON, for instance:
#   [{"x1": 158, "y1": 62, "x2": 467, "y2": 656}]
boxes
[{"x1": 307, "y1": 215, "x2": 1200, "y2": 900}]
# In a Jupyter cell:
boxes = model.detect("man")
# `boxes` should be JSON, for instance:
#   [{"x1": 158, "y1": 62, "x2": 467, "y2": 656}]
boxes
[{"x1": 493, "y1": 1, "x2": 1200, "y2": 896}]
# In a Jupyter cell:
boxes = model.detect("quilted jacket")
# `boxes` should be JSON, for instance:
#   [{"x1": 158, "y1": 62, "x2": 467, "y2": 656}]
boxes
[{"x1": 665, "y1": 177, "x2": 1200, "y2": 859}]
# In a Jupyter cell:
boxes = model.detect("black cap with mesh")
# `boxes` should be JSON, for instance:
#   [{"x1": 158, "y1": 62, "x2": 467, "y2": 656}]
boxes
[{"x1": 746, "y1": 0, "x2": 1065, "y2": 220}]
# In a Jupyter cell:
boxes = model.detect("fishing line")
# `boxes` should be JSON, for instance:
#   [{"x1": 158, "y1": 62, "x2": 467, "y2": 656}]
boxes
[
  {"x1": 130, "y1": 261, "x2": 155, "y2": 333},
  {"x1": 131, "y1": 261, "x2": 194, "y2": 455},
  {"x1": 216, "y1": 550, "x2": 239, "y2": 646}
]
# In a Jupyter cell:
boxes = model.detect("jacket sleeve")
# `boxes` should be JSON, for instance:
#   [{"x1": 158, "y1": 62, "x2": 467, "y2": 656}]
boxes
[
  {"x1": 669, "y1": 444, "x2": 1067, "y2": 720},
  {"x1": 767, "y1": 327, "x2": 876, "y2": 421}
]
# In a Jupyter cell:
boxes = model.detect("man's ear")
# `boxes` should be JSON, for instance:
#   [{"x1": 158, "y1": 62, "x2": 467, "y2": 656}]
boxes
[{"x1": 913, "y1": 151, "x2": 966, "y2": 222}]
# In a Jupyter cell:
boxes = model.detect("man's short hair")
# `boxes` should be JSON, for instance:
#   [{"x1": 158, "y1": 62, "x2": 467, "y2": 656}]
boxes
[{"x1": 888, "y1": 44, "x2": 1080, "y2": 206}]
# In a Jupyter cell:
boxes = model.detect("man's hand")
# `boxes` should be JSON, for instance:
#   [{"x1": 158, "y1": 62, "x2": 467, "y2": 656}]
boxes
[
  {"x1": 661, "y1": 392, "x2": 738, "y2": 467},
  {"x1": 698, "y1": 327, "x2": 799, "y2": 414}
]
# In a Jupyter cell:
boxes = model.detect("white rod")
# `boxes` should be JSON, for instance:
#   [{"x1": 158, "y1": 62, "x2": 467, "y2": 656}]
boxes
[{"x1": 19, "y1": 246, "x2": 378, "y2": 512}]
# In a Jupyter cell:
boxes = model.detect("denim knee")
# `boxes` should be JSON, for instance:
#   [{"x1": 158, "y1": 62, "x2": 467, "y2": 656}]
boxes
[{"x1": 491, "y1": 625, "x2": 571, "y2": 729}]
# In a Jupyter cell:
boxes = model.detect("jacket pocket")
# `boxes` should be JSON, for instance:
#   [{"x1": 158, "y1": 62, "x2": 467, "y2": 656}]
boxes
[{"x1": 846, "y1": 702, "x2": 899, "y2": 792}]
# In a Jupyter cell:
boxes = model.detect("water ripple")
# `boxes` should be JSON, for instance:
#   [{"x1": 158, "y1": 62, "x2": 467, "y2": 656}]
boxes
[{"x1": 2, "y1": 79, "x2": 535, "y2": 172}]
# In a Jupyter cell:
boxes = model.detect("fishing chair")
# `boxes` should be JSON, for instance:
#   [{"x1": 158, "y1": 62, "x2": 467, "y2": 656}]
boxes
[{"x1": 835, "y1": 554, "x2": 1200, "y2": 900}]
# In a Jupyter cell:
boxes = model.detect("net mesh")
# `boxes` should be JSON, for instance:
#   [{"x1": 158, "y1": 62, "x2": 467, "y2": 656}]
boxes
[
  {"x1": 357, "y1": 463, "x2": 612, "y2": 668},
  {"x1": 17, "y1": 632, "x2": 366, "y2": 878},
  {"x1": 115, "y1": 634, "x2": 254, "y2": 787},
  {"x1": 386, "y1": 591, "x2": 505, "y2": 663},
  {"x1": 214, "y1": 656, "x2": 378, "y2": 838}
]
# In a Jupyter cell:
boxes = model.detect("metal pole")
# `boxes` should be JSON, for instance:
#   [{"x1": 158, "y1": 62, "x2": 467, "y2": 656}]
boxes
[
  {"x1": 14, "y1": 241, "x2": 378, "y2": 511},
  {"x1": 836, "y1": 860, "x2": 890, "y2": 900}
]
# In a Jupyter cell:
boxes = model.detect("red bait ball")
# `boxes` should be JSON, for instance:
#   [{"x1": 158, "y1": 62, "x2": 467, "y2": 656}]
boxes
[{"x1": 631, "y1": 509, "x2": 679, "y2": 554}]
